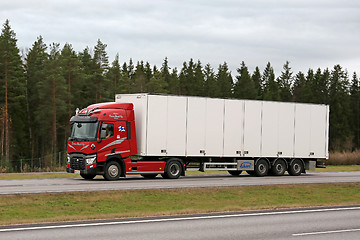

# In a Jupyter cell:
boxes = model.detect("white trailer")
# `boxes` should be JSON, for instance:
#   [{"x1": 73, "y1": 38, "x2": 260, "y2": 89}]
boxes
[{"x1": 115, "y1": 93, "x2": 329, "y2": 177}]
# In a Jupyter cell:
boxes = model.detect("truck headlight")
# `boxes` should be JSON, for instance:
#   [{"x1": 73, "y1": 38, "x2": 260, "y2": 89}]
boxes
[
  {"x1": 86, "y1": 155, "x2": 97, "y2": 165},
  {"x1": 67, "y1": 154, "x2": 70, "y2": 163}
]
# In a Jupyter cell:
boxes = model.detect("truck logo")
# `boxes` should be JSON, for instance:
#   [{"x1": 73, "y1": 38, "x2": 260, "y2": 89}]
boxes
[
  {"x1": 240, "y1": 162, "x2": 252, "y2": 169},
  {"x1": 118, "y1": 126, "x2": 125, "y2": 132},
  {"x1": 109, "y1": 113, "x2": 123, "y2": 119}
]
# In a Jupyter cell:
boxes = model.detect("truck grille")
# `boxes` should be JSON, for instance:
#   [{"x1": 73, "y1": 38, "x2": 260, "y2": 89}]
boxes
[{"x1": 70, "y1": 157, "x2": 85, "y2": 170}]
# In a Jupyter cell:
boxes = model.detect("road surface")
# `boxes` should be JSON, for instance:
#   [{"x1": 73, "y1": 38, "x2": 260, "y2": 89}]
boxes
[
  {"x1": 0, "y1": 171, "x2": 359, "y2": 195},
  {"x1": 1, "y1": 206, "x2": 359, "y2": 239}
]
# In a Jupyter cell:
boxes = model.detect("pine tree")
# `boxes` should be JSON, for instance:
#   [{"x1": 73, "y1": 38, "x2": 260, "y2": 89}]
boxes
[
  {"x1": 0, "y1": 20, "x2": 26, "y2": 163},
  {"x1": 233, "y1": 61, "x2": 257, "y2": 99},
  {"x1": 79, "y1": 47, "x2": 97, "y2": 106},
  {"x1": 36, "y1": 43, "x2": 67, "y2": 162},
  {"x1": 93, "y1": 39, "x2": 111, "y2": 102},
  {"x1": 24, "y1": 36, "x2": 48, "y2": 159}
]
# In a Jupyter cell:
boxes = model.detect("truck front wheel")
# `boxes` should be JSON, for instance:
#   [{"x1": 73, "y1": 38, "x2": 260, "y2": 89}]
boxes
[
  {"x1": 255, "y1": 159, "x2": 269, "y2": 177},
  {"x1": 104, "y1": 161, "x2": 121, "y2": 181},
  {"x1": 80, "y1": 173, "x2": 96, "y2": 180},
  {"x1": 162, "y1": 160, "x2": 182, "y2": 179}
]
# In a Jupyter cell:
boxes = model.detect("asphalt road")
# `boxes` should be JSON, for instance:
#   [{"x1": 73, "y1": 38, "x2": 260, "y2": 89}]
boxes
[
  {"x1": 1, "y1": 206, "x2": 359, "y2": 239},
  {"x1": 0, "y1": 171, "x2": 359, "y2": 195}
]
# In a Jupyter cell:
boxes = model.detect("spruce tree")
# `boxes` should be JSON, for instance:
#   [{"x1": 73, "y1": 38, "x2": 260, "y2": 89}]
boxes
[
  {"x1": 328, "y1": 65, "x2": 351, "y2": 150},
  {"x1": 277, "y1": 61, "x2": 293, "y2": 101},
  {"x1": 262, "y1": 62, "x2": 280, "y2": 101},
  {"x1": 233, "y1": 61, "x2": 257, "y2": 99},
  {"x1": 203, "y1": 63, "x2": 217, "y2": 97},
  {"x1": 350, "y1": 72, "x2": 360, "y2": 149},
  {"x1": 216, "y1": 62, "x2": 233, "y2": 98},
  {"x1": 251, "y1": 66, "x2": 262, "y2": 99}
]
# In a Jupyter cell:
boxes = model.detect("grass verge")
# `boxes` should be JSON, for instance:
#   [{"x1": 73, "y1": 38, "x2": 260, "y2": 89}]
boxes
[
  {"x1": 0, "y1": 183, "x2": 359, "y2": 225},
  {"x1": 0, "y1": 165, "x2": 359, "y2": 180}
]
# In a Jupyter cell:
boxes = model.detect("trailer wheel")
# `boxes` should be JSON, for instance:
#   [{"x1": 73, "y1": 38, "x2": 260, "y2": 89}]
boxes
[
  {"x1": 103, "y1": 161, "x2": 121, "y2": 181},
  {"x1": 255, "y1": 159, "x2": 269, "y2": 177},
  {"x1": 141, "y1": 174, "x2": 158, "y2": 179},
  {"x1": 228, "y1": 170, "x2": 242, "y2": 176},
  {"x1": 80, "y1": 173, "x2": 96, "y2": 180},
  {"x1": 271, "y1": 159, "x2": 287, "y2": 176},
  {"x1": 288, "y1": 159, "x2": 303, "y2": 176},
  {"x1": 163, "y1": 160, "x2": 182, "y2": 179}
]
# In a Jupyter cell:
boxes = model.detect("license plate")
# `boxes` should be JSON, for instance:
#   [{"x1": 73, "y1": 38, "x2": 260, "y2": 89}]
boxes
[{"x1": 74, "y1": 170, "x2": 80, "y2": 174}]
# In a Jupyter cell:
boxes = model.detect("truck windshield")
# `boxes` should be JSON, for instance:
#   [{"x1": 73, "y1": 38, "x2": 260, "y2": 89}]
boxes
[{"x1": 70, "y1": 122, "x2": 99, "y2": 141}]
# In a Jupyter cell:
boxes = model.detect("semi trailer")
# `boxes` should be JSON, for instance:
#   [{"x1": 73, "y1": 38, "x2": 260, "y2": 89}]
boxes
[{"x1": 67, "y1": 94, "x2": 329, "y2": 180}]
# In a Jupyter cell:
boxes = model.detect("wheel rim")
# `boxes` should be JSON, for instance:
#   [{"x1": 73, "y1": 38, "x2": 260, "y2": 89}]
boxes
[
  {"x1": 258, "y1": 163, "x2": 266, "y2": 174},
  {"x1": 108, "y1": 164, "x2": 119, "y2": 178},
  {"x1": 293, "y1": 163, "x2": 300, "y2": 173},
  {"x1": 276, "y1": 163, "x2": 284, "y2": 172},
  {"x1": 170, "y1": 163, "x2": 180, "y2": 176}
]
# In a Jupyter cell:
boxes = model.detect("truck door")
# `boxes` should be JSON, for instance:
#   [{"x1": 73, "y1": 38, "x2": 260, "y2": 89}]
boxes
[{"x1": 98, "y1": 121, "x2": 130, "y2": 161}]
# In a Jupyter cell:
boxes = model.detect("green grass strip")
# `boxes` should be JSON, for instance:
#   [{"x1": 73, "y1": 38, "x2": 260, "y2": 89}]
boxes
[{"x1": 0, "y1": 183, "x2": 359, "y2": 225}]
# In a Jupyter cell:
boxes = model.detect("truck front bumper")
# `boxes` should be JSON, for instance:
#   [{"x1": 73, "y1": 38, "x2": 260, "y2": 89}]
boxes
[{"x1": 67, "y1": 166, "x2": 103, "y2": 175}]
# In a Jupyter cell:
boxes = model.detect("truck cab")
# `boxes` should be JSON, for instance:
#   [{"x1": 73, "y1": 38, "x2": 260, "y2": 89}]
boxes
[{"x1": 66, "y1": 102, "x2": 137, "y2": 180}]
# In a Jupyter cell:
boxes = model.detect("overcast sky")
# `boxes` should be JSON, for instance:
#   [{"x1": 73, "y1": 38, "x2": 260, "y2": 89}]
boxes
[{"x1": 2, "y1": 0, "x2": 360, "y2": 76}]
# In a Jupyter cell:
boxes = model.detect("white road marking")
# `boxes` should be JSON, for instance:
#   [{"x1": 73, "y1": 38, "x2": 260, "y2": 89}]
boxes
[
  {"x1": 1, "y1": 206, "x2": 359, "y2": 233},
  {"x1": 293, "y1": 228, "x2": 360, "y2": 236}
]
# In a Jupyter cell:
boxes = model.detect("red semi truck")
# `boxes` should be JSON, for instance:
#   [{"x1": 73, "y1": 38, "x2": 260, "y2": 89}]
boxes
[{"x1": 67, "y1": 94, "x2": 329, "y2": 180}]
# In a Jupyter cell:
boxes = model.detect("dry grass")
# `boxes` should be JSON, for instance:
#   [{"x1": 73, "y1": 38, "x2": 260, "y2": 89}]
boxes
[{"x1": 328, "y1": 150, "x2": 360, "y2": 165}]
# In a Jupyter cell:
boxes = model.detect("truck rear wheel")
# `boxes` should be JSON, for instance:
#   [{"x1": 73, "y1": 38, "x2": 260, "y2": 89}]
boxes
[
  {"x1": 271, "y1": 159, "x2": 286, "y2": 176},
  {"x1": 288, "y1": 159, "x2": 303, "y2": 176},
  {"x1": 255, "y1": 159, "x2": 269, "y2": 177},
  {"x1": 80, "y1": 173, "x2": 96, "y2": 180},
  {"x1": 163, "y1": 160, "x2": 182, "y2": 179},
  {"x1": 228, "y1": 170, "x2": 242, "y2": 176},
  {"x1": 103, "y1": 161, "x2": 121, "y2": 181}
]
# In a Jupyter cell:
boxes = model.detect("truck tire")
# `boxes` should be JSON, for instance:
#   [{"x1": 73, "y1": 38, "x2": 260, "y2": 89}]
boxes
[
  {"x1": 255, "y1": 159, "x2": 269, "y2": 177},
  {"x1": 228, "y1": 170, "x2": 242, "y2": 176},
  {"x1": 288, "y1": 159, "x2": 303, "y2": 176},
  {"x1": 163, "y1": 160, "x2": 182, "y2": 179},
  {"x1": 141, "y1": 174, "x2": 158, "y2": 179},
  {"x1": 103, "y1": 161, "x2": 121, "y2": 181},
  {"x1": 80, "y1": 173, "x2": 96, "y2": 180},
  {"x1": 271, "y1": 159, "x2": 286, "y2": 176}
]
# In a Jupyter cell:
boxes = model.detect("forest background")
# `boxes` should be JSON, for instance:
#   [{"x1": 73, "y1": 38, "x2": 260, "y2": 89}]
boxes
[{"x1": 0, "y1": 20, "x2": 359, "y2": 172}]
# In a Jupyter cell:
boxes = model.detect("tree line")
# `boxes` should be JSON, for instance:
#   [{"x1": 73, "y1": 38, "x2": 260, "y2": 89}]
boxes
[{"x1": 0, "y1": 20, "x2": 359, "y2": 168}]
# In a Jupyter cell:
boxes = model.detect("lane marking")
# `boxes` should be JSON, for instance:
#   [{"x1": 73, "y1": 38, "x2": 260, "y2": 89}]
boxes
[
  {"x1": 1, "y1": 206, "x2": 360, "y2": 233},
  {"x1": 293, "y1": 228, "x2": 360, "y2": 236}
]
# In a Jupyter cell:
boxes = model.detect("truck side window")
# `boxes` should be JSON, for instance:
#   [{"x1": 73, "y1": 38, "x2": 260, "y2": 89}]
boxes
[{"x1": 100, "y1": 123, "x2": 114, "y2": 139}]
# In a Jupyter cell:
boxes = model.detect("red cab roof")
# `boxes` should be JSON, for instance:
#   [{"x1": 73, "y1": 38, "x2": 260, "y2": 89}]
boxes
[{"x1": 87, "y1": 102, "x2": 133, "y2": 110}]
